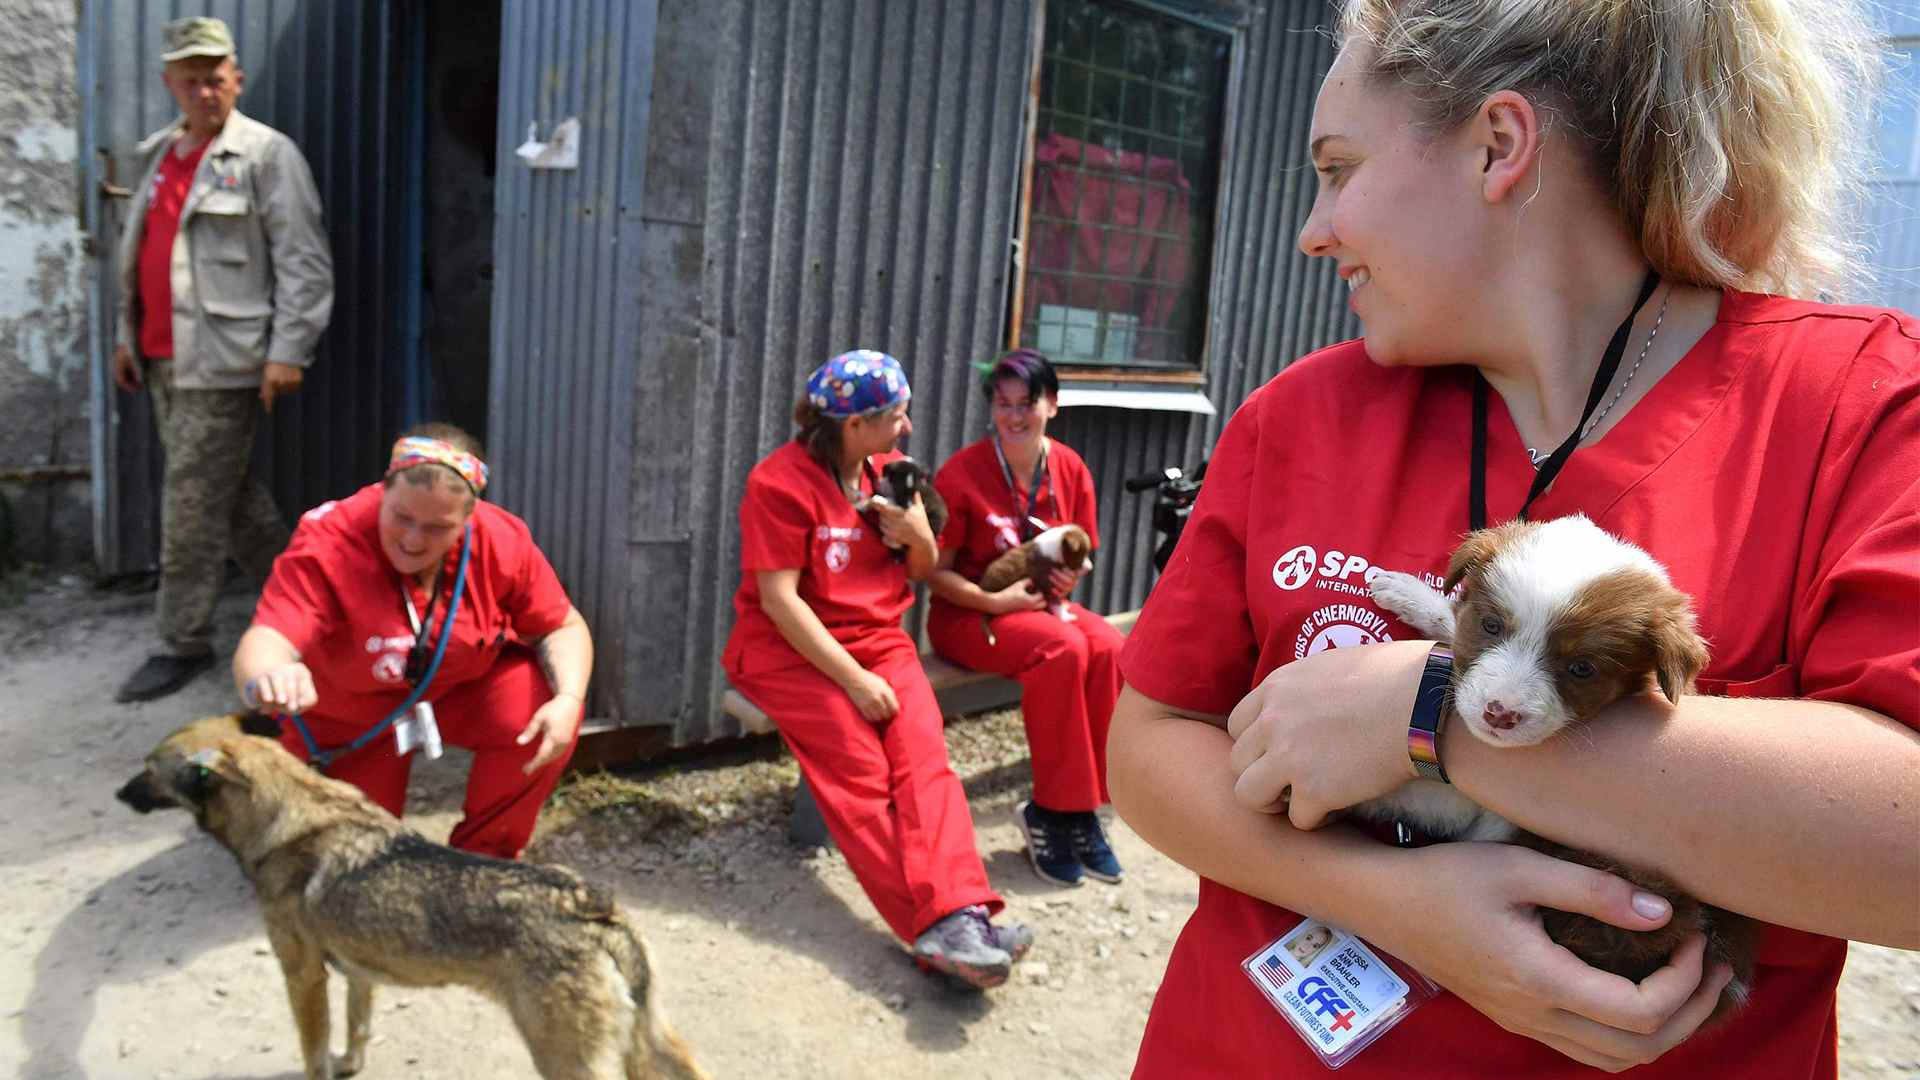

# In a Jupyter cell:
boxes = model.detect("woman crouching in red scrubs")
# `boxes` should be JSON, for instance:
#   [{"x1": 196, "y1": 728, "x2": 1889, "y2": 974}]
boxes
[
  {"x1": 232, "y1": 423, "x2": 592, "y2": 860},
  {"x1": 723, "y1": 349, "x2": 1034, "y2": 990}
]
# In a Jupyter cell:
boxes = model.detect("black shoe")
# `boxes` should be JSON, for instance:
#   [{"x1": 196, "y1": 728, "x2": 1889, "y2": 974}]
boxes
[{"x1": 115, "y1": 653, "x2": 214, "y2": 703}]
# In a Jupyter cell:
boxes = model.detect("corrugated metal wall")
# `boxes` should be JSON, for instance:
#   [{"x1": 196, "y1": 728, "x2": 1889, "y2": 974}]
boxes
[
  {"x1": 1863, "y1": 179, "x2": 1920, "y2": 312},
  {"x1": 488, "y1": 0, "x2": 658, "y2": 722},
  {"x1": 650, "y1": 0, "x2": 1356, "y2": 743},
  {"x1": 671, "y1": 0, "x2": 1034, "y2": 741},
  {"x1": 81, "y1": 0, "x2": 417, "y2": 575}
]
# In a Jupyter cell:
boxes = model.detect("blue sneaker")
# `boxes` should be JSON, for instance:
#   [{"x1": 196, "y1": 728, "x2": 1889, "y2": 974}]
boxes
[
  {"x1": 913, "y1": 905, "x2": 1012, "y2": 989},
  {"x1": 1016, "y1": 801, "x2": 1083, "y2": 887},
  {"x1": 1068, "y1": 811, "x2": 1124, "y2": 884}
]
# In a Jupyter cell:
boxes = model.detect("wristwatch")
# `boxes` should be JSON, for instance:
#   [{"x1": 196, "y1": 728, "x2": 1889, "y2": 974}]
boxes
[{"x1": 1407, "y1": 644, "x2": 1454, "y2": 783}]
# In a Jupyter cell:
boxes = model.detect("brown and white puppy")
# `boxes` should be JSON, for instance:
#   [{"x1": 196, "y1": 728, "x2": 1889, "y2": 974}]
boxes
[
  {"x1": 116, "y1": 714, "x2": 709, "y2": 1080},
  {"x1": 1361, "y1": 515, "x2": 1752, "y2": 1019},
  {"x1": 980, "y1": 523, "x2": 1093, "y2": 621}
]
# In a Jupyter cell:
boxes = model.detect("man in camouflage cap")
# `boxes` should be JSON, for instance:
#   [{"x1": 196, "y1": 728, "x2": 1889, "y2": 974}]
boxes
[{"x1": 112, "y1": 16, "x2": 334, "y2": 702}]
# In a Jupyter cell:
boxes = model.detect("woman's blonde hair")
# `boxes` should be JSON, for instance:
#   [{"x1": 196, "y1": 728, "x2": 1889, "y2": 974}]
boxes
[{"x1": 1336, "y1": 0, "x2": 1884, "y2": 300}]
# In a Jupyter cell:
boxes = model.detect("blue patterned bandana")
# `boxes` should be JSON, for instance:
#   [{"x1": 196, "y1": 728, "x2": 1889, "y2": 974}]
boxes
[{"x1": 806, "y1": 350, "x2": 912, "y2": 418}]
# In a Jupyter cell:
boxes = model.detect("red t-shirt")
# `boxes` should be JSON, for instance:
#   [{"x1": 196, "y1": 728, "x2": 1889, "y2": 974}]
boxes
[
  {"x1": 137, "y1": 138, "x2": 210, "y2": 360},
  {"x1": 930, "y1": 436, "x2": 1101, "y2": 593},
  {"x1": 253, "y1": 484, "x2": 574, "y2": 728},
  {"x1": 1120, "y1": 291, "x2": 1919, "y2": 1079},
  {"x1": 723, "y1": 442, "x2": 913, "y2": 676}
]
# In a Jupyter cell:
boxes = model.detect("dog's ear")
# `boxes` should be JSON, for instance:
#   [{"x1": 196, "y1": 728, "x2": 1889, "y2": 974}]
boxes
[
  {"x1": 175, "y1": 747, "x2": 252, "y2": 802},
  {"x1": 1444, "y1": 528, "x2": 1506, "y2": 595},
  {"x1": 238, "y1": 712, "x2": 284, "y2": 739},
  {"x1": 1650, "y1": 596, "x2": 1710, "y2": 704}
]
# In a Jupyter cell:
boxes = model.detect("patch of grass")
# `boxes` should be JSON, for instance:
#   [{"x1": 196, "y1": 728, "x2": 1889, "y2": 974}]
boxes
[{"x1": 0, "y1": 563, "x2": 38, "y2": 610}]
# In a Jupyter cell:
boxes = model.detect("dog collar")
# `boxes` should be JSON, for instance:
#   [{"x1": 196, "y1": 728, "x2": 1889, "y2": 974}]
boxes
[{"x1": 1408, "y1": 644, "x2": 1453, "y2": 783}]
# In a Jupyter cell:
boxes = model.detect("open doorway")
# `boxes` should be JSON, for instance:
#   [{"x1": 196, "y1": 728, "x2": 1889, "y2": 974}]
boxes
[{"x1": 421, "y1": 0, "x2": 501, "y2": 443}]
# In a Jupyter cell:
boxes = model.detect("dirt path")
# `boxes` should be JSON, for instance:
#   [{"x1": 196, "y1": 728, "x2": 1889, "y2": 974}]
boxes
[{"x1": 0, "y1": 577, "x2": 1914, "y2": 1079}]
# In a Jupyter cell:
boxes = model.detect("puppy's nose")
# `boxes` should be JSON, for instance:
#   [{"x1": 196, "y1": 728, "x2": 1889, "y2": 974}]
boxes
[{"x1": 1483, "y1": 701, "x2": 1520, "y2": 731}]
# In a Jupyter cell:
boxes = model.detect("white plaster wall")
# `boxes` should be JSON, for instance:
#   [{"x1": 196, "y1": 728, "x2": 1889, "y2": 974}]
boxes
[{"x1": 0, "y1": 0, "x2": 89, "y2": 566}]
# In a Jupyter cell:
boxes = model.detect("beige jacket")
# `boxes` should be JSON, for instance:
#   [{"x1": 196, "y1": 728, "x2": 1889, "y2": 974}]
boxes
[{"x1": 115, "y1": 110, "x2": 334, "y2": 390}]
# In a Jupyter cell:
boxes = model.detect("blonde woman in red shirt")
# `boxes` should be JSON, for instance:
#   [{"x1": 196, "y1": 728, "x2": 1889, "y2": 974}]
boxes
[{"x1": 1109, "y1": 2, "x2": 1919, "y2": 1077}]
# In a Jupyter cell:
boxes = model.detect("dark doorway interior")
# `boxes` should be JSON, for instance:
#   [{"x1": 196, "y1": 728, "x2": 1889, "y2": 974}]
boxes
[{"x1": 422, "y1": 0, "x2": 502, "y2": 444}]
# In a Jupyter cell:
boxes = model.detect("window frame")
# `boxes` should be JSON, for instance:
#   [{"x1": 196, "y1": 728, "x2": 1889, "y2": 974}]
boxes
[{"x1": 1005, "y1": 0, "x2": 1249, "y2": 385}]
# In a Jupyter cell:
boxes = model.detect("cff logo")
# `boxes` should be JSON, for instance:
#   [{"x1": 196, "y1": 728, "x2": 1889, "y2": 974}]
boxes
[
  {"x1": 1272, "y1": 545, "x2": 1317, "y2": 590},
  {"x1": 1296, "y1": 976, "x2": 1358, "y2": 1033}
]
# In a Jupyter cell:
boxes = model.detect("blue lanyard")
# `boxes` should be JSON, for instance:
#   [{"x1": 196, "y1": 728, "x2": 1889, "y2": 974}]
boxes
[
  {"x1": 991, "y1": 435, "x2": 1054, "y2": 542},
  {"x1": 282, "y1": 519, "x2": 473, "y2": 772}
]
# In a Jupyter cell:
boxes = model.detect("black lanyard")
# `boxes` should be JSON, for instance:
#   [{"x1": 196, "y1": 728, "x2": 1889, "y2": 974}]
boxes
[
  {"x1": 991, "y1": 434, "x2": 1053, "y2": 542},
  {"x1": 1470, "y1": 268, "x2": 1660, "y2": 530},
  {"x1": 819, "y1": 454, "x2": 884, "y2": 530},
  {"x1": 401, "y1": 563, "x2": 448, "y2": 687}
]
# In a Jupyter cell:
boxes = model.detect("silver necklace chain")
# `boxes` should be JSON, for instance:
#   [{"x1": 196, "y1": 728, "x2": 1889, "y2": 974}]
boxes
[{"x1": 1528, "y1": 287, "x2": 1670, "y2": 468}]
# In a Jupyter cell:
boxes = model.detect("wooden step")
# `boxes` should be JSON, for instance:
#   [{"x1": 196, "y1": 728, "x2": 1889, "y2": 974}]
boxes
[{"x1": 725, "y1": 608, "x2": 1139, "y2": 736}]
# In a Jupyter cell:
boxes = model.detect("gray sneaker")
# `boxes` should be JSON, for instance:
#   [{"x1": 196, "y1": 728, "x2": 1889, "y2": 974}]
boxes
[
  {"x1": 991, "y1": 921, "x2": 1035, "y2": 964},
  {"x1": 913, "y1": 905, "x2": 1012, "y2": 989}
]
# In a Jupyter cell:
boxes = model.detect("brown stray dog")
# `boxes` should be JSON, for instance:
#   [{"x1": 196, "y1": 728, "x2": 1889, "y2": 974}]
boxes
[{"x1": 115, "y1": 713, "x2": 710, "y2": 1080}]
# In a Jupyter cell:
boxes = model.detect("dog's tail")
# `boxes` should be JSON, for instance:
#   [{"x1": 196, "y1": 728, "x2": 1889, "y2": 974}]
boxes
[{"x1": 604, "y1": 914, "x2": 711, "y2": 1080}]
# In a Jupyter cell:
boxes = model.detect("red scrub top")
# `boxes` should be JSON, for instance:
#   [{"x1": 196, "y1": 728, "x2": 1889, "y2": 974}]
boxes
[
  {"x1": 724, "y1": 442, "x2": 912, "y2": 675},
  {"x1": 929, "y1": 436, "x2": 1101, "y2": 592},
  {"x1": 254, "y1": 483, "x2": 574, "y2": 727},
  {"x1": 1120, "y1": 290, "x2": 1920, "y2": 1079}
]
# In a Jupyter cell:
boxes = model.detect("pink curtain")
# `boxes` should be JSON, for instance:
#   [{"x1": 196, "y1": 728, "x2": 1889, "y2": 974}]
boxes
[{"x1": 1024, "y1": 132, "x2": 1195, "y2": 355}]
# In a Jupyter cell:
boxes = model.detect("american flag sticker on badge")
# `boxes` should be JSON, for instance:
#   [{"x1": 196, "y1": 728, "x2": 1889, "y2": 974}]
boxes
[{"x1": 1242, "y1": 920, "x2": 1415, "y2": 1068}]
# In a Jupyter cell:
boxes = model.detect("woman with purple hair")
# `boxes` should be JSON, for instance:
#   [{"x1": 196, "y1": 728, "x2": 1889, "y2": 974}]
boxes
[{"x1": 928, "y1": 349, "x2": 1127, "y2": 888}]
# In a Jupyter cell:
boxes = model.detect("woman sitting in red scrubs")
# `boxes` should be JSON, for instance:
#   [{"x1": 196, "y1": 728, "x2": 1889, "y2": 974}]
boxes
[
  {"x1": 232, "y1": 423, "x2": 592, "y2": 860},
  {"x1": 927, "y1": 349, "x2": 1126, "y2": 888},
  {"x1": 723, "y1": 349, "x2": 1034, "y2": 990}
]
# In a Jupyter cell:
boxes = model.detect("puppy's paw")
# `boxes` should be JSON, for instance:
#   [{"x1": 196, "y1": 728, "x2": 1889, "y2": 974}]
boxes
[
  {"x1": 1370, "y1": 571, "x2": 1454, "y2": 638},
  {"x1": 332, "y1": 1050, "x2": 366, "y2": 1078}
]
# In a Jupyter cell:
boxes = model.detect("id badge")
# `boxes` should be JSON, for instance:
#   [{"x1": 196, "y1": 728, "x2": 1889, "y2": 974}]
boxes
[
  {"x1": 1242, "y1": 917, "x2": 1440, "y2": 1070},
  {"x1": 393, "y1": 701, "x2": 444, "y2": 760}
]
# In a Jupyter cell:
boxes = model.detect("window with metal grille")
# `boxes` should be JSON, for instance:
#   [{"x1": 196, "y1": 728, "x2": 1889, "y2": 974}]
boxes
[{"x1": 1011, "y1": 0, "x2": 1234, "y2": 374}]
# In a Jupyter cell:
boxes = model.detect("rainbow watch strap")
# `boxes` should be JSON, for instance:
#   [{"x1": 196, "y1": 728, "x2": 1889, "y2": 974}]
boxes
[{"x1": 1408, "y1": 644, "x2": 1454, "y2": 783}]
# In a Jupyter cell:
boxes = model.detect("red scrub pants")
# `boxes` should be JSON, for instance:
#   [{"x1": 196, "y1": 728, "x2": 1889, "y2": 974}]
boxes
[
  {"x1": 731, "y1": 629, "x2": 1002, "y2": 943},
  {"x1": 928, "y1": 601, "x2": 1123, "y2": 812},
  {"x1": 279, "y1": 648, "x2": 576, "y2": 860}
]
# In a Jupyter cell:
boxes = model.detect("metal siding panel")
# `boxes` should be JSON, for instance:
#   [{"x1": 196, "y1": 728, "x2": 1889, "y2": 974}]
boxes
[
  {"x1": 489, "y1": 0, "x2": 653, "y2": 723},
  {"x1": 662, "y1": 0, "x2": 1029, "y2": 742},
  {"x1": 614, "y1": 0, "x2": 1350, "y2": 743},
  {"x1": 1863, "y1": 178, "x2": 1920, "y2": 310}
]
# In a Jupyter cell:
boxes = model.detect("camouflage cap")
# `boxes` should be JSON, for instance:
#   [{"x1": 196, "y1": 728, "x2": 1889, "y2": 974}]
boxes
[{"x1": 160, "y1": 17, "x2": 235, "y2": 62}]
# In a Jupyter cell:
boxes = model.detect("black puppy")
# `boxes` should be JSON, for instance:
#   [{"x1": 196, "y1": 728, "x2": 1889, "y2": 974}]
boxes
[{"x1": 872, "y1": 457, "x2": 947, "y2": 559}]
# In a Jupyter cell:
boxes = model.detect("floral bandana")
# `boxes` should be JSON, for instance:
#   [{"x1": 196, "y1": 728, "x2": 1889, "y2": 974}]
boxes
[
  {"x1": 386, "y1": 436, "x2": 489, "y2": 495},
  {"x1": 806, "y1": 349, "x2": 912, "y2": 418}
]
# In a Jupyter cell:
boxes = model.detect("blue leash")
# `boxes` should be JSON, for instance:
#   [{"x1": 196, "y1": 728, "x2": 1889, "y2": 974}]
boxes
[{"x1": 282, "y1": 521, "x2": 473, "y2": 773}]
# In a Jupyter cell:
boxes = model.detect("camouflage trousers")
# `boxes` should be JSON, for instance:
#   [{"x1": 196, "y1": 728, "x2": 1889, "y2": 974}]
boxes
[{"x1": 147, "y1": 361, "x2": 291, "y2": 657}]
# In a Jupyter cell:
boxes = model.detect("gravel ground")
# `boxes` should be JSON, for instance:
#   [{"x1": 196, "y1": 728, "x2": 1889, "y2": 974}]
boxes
[{"x1": 0, "y1": 572, "x2": 1914, "y2": 1079}]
